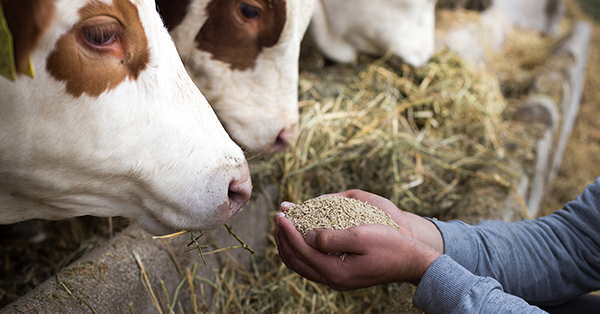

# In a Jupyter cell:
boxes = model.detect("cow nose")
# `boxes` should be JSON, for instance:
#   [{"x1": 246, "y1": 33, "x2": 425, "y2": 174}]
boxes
[
  {"x1": 269, "y1": 127, "x2": 296, "y2": 153},
  {"x1": 227, "y1": 170, "x2": 252, "y2": 216}
]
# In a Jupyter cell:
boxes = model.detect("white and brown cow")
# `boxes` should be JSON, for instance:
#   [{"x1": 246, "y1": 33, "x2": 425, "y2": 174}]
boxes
[
  {"x1": 0, "y1": 0, "x2": 252, "y2": 235},
  {"x1": 155, "y1": 0, "x2": 315, "y2": 154},
  {"x1": 308, "y1": 0, "x2": 436, "y2": 68}
]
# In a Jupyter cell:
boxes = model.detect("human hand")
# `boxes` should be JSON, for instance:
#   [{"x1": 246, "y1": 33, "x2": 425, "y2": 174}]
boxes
[
  {"x1": 326, "y1": 190, "x2": 444, "y2": 253},
  {"x1": 274, "y1": 199, "x2": 442, "y2": 290}
]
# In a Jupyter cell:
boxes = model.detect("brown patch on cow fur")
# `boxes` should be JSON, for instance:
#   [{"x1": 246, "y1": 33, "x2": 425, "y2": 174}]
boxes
[
  {"x1": 1, "y1": 0, "x2": 57, "y2": 74},
  {"x1": 46, "y1": 0, "x2": 150, "y2": 98},
  {"x1": 155, "y1": 0, "x2": 192, "y2": 31},
  {"x1": 195, "y1": 0, "x2": 286, "y2": 70}
]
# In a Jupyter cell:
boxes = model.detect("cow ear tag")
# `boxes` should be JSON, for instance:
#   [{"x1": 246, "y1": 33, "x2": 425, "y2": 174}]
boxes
[{"x1": 0, "y1": 2, "x2": 34, "y2": 81}]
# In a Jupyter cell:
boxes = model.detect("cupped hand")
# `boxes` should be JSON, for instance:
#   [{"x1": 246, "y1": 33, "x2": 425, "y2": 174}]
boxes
[{"x1": 275, "y1": 202, "x2": 442, "y2": 291}]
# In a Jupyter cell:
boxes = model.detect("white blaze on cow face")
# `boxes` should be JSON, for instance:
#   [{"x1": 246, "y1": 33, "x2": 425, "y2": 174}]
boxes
[
  {"x1": 0, "y1": 0, "x2": 252, "y2": 235},
  {"x1": 309, "y1": 0, "x2": 436, "y2": 68},
  {"x1": 158, "y1": 0, "x2": 315, "y2": 154}
]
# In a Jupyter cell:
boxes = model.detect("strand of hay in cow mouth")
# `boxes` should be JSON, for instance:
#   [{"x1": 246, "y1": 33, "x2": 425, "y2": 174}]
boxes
[{"x1": 251, "y1": 49, "x2": 515, "y2": 218}]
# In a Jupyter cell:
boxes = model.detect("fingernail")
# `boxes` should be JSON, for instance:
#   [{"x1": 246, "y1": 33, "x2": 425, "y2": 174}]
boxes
[
  {"x1": 305, "y1": 230, "x2": 316, "y2": 245},
  {"x1": 275, "y1": 212, "x2": 285, "y2": 222},
  {"x1": 280, "y1": 201, "x2": 295, "y2": 210}
]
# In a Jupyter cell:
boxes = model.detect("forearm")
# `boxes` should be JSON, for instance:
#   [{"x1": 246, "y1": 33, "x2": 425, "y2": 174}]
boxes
[
  {"x1": 414, "y1": 255, "x2": 548, "y2": 314},
  {"x1": 430, "y1": 177, "x2": 600, "y2": 304}
]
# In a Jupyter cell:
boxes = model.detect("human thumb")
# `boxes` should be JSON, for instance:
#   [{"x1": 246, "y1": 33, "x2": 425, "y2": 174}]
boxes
[
  {"x1": 305, "y1": 230, "x2": 317, "y2": 247},
  {"x1": 304, "y1": 228, "x2": 364, "y2": 255}
]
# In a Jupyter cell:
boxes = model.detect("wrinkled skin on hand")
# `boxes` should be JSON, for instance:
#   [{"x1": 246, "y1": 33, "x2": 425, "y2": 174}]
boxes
[{"x1": 274, "y1": 190, "x2": 444, "y2": 291}]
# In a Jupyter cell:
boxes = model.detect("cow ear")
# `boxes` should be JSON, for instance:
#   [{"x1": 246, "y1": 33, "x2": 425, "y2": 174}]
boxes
[{"x1": 1, "y1": 0, "x2": 55, "y2": 75}]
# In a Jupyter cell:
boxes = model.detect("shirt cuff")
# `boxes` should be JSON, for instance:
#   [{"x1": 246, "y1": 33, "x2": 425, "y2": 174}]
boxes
[
  {"x1": 425, "y1": 218, "x2": 480, "y2": 272},
  {"x1": 413, "y1": 255, "x2": 498, "y2": 313}
]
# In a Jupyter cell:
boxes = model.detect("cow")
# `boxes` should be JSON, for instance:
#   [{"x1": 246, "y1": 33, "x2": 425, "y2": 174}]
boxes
[
  {"x1": 308, "y1": 0, "x2": 436, "y2": 68},
  {"x1": 492, "y1": 0, "x2": 564, "y2": 36},
  {"x1": 434, "y1": 0, "x2": 564, "y2": 68},
  {"x1": 155, "y1": 0, "x2": 316, "y2": 154},
  {"x1": 0, "y1": 0, "x2": 252, "y2": 236},
  {"x1": 437, "y1": 0, "x2": 492, "y2": 11}
]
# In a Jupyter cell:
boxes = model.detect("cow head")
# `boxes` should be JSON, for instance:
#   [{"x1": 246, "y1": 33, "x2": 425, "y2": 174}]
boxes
[
  {"x1": 0, "y1": 0, "x2": 252, "y2": 235},
  {"x1": 156, "y1": 0, "x2": 315, "y2": 154}
]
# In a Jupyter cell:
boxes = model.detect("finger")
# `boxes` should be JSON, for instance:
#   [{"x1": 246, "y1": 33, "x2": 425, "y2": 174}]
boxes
[
  {"x1": 277, "y1": 213, "x2": 343, "y2": 273},
  {"x1": 305, "y1": 228, "x2": 363, "y2": 255},
  {"x1": 329, "y1": 190, "x2": 412, "y2": 233},
  {"x1": 340, "y1": 190, "x2": 397, "y2": 213},
  {"x1": 280, "y1": 201, "x2": 296, "y2": 212},
  {"x1": 327, "y1": 190, "x2": 393, "y2": 215},
  {"x1": 276, "y1": 228, "x2": 325, "y2": 283},
  {"x1": 307, "y1": 225, "x2": 395, "y2": 255},
  {"x1": 275, "y1": 213, "x2": 327, "y2": 283}
]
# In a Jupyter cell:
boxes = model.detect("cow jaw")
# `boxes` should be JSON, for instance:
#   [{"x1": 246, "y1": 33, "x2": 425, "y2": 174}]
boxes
[{"x1": 138, "y1": 162, "x2": 252, "y2": 235}]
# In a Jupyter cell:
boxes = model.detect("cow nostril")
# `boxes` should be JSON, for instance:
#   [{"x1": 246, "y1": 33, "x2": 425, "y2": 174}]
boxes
[
  {"x1": 272, "y1": 137, "x2": 288, "y2": 151},
  {"x1": 227, "y1": 176, "x2": 252, "y2": 214},
  {"x1": 269, "y1": 127, "x2": 295, "y2": 153}
]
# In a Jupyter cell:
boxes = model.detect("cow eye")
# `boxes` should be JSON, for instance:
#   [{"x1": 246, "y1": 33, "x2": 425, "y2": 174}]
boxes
[
  {"x1": 238, "y1": 3, "x2": 261, "y2": 19},
  {"x1": 82, "y1": 23, "x2": 118, "y2": 47}
]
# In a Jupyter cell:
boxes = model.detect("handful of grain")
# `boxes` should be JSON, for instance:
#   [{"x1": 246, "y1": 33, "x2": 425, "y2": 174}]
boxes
[{"x1": 286, "y1": 196, "x2": 401, "y2": 236}]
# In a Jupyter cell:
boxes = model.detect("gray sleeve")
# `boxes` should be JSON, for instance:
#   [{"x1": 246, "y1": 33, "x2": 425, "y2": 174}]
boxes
[
  {"x1": 430, "y1": 177, "x2": 600, "y2": 306},
  {"x1": 413, "y1": 255, "x2": 547, "y2": 314}
]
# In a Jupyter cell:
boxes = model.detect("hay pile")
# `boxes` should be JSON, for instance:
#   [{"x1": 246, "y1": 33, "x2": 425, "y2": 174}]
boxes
[{"x1": 252, "y1": 49, "x2": 512, "y2": 219}]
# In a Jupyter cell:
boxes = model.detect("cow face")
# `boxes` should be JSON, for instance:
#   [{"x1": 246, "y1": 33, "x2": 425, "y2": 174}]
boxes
[
  {"x1": 157, "y1": 0, "x2": 316, "y2": 154},
  {"x1": 0, "y1": 0, "x2": 252, "y2": 235}
]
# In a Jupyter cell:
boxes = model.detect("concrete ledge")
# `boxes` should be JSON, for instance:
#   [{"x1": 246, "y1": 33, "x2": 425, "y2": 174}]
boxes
[
  {"x1": 437, "y1": 11, "x2": 592, "y2": 218},
  {"x1": 545, "y1": 22, "x2": 593, "y2": 190},
  {"x1": 521, "y1": 21, "x2": 592, "y2": 217}
]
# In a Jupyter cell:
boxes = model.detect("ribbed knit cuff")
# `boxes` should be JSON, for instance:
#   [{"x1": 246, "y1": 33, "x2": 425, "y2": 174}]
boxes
[{"x1": 413, "y1": 255, "x2": 497, "y2": 313}]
